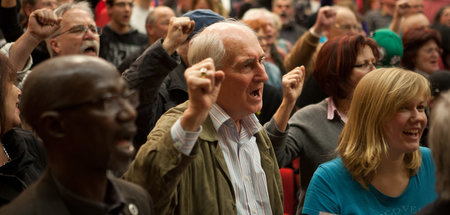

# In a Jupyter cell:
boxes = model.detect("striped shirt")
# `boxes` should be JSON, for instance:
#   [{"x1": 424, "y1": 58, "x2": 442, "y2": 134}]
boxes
[{"x1": 171, "y1": 104, "x2": 272, "y2": 215}]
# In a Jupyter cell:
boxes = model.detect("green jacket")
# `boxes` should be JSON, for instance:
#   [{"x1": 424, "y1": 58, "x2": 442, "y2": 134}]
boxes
[{"x1": 123, "y1": 101, "x2": 284, "y2": 215}]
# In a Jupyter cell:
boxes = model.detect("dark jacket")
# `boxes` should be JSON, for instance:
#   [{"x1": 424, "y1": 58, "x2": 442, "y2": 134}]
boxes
[
  {"x1": 0, "y1": 170, "x2": 153, "y2": 215},
  {"x1": 122, "y1": 39, "x2": 180, "y2": 150},
  {"x1": 0, "y1": 128, "x2": 46, "y2": 206}
]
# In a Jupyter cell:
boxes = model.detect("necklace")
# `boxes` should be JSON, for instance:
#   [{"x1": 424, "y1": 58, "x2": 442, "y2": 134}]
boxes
[{"x1": 0, "y1": 143, "x2": 11, "y2": 167}]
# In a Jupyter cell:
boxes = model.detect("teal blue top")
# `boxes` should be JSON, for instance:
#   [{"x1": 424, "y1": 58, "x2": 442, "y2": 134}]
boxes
[{"x1": 303, "y1": 147, "x2": 437, "y2": 215}]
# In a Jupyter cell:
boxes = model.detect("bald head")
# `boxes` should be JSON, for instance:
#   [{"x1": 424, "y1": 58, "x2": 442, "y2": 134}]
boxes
[
  {"x1": 327, "y1": 6, "x2": 359, "y2": 40},
  {"x1": 21, "y1": 55, "x2": 118, "y2": 131},
  {"x1": 188, "y1": 21, "x2": 258, "y2": 69},
  {"x1": 401, "y1": 13, "x2": 429, "y2": 35}
]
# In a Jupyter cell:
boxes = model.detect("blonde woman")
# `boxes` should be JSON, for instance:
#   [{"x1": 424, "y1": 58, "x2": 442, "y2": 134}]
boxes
[{"x1": 302, "y1": 68, "x2": 437, "y2": 214}]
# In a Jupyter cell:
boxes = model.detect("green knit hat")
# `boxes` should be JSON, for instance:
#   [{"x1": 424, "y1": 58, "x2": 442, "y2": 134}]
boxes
[{"x1": 371, "y1": 29, "x2": 403, "y2": 67}]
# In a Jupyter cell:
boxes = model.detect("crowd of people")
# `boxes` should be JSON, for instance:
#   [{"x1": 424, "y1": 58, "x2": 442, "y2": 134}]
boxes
[{"x1": 0, "y1": 0, "x2": 450, "y2": 214}]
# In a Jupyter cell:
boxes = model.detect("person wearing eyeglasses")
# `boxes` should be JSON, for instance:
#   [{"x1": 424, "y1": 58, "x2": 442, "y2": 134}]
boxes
[
  {"x1": 266, "y1": 34, "x2": 379, "y2": 214},
  {"x1": 46, "y1": 1, "x2": 101, "y2": 57},
  {"x1": 100, "y1": 0, "x2": 148, "y2": 66},
  {"x1": 0, "y1": 55, "x2": 153, "y2": 215}
]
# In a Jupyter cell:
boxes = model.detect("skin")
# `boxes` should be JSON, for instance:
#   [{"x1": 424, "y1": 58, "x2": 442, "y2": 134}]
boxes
[
  {"x1": 49, "y1": 9, "x2": 100, "y2": 57},
  {"x1": 147, "y1": 6, "x2": 176, "y2": 45},
  {"x1": 335, "y1": 45, "x2": 376, "y2": 116},
  {"x1": 272, "y1": 0, "x2": 294, "y2": 26},
  {"x1": 439, "y1": 7, "x2": 450, "y2": 27},
  {"x1": 107, "y1": 0, "x2": 133, "y2": 34},
  {"x1": 400, "y1": 13, "x2": 429, "y2": 35},
  {"x1": 193, "y1": 0, "x2": 210, "y2": 10},
  {"x1": 326, "y1": 8, "x2": 359, "y2": 40},
  {"x1": 384, "y1": 97, "x2": 427, "y2": 157},
  {"x1": 216, "y1": 27, "x2": 268, "y2": 124},
  {"x1": 415, "y1": 40, "x2": 441, "y2": 75},
  {"x1": 4, "y1": 83, "x2": 22, "y2": 132},
  {"x1": 349, "y1": 45, "x2": 377, "y2": 88},
  {"x1": 27, "y1": 56, "x2": 137, "y2": 202},
  {"x1": 407, "y1": 0, "x2": 423, "y2": 15}
]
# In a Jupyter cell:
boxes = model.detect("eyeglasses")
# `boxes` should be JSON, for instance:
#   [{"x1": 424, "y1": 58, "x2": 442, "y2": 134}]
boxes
[
  {"x1": 335, "y1": 24, "x2": 362, "y2": 32},
  {"x1": 353, "y1": 62, "x2": 376, "y2": 70},
  {"x1": 55, "y1": 89, "x2": 139, "y2": 111},
  {"x1": 421, "y1": 47, "x2": 443, "y2": 56},
  {"x1": 52, "y1": 25, "x2": 101, "y2": 38},
  {"x1": 113, "y1": 2, "x2": 133, "y2": 7}
]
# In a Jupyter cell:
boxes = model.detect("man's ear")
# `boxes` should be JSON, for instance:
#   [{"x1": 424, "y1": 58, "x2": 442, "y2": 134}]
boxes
[
  {"x1": 49, "y1": 39, "x2": 61, "y2": 56},
  {"x1": 39, "y1": 111, "x2": 65, "y2": 139}
]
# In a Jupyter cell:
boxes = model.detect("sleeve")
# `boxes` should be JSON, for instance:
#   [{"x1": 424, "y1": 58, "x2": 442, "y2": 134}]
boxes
[
  {"x1": 283, "y1": 30, "x2": 320, "y2": 78},
  {"x1": 264, "y1": 110, "x2": 305, "y2": 168},
  {"x1": 171, "y1": 118, "x2": 202, "y2": 155},
  {"x1": 1, "y1": 42, "x2": 33, "y2": 87},
  {"x1": 302, "y1": 165, "x2": 340, "y2": 215},
  {"x1": 121, "y1": 39, "x2": 179, "y2": 147}
]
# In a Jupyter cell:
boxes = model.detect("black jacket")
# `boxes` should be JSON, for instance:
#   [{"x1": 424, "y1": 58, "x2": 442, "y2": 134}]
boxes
[{"x1": 0, "y1": 128, "x2": 46, "y2": 206}]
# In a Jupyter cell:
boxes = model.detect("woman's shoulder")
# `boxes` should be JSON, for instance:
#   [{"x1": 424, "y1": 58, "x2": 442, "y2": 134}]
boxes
[{"x1": 419, "y1": 146, "x2": 432, "y2": 159}]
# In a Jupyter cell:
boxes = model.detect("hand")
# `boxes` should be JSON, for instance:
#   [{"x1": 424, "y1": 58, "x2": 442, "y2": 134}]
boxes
[
  {"x1": 272, "y1": 66, "x2": 305, "y2": 131},
  {"x1": 312, "y1": 6, "x2": 336, "y2": 36},
  {"x1": 162, "y1": 17, "x2": 195, "y2": 55},
  {"x1": 395, "y1": 0, "x2": 410, "y2": 17},
  {"x1": 282, "y1": 66, "x2": 305, "y2": 104},
  {"x1": 27, "y1": 8, "x2": 61, "y2": 42},
  {"x1": 180, "y1": 58, "x2": 225, "y2": 131}
]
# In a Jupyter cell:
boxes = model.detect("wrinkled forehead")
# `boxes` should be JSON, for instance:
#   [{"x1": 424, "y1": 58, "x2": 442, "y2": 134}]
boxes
[
  {"x1": 223, "y1": 31, "x2": 263, "y2": 62},
  {"x1": 336, "y1": 10, "x2": 357, "y2": 25},
  {"x1": 61, "y1": 9, "x2": 95, "y2": 28}
]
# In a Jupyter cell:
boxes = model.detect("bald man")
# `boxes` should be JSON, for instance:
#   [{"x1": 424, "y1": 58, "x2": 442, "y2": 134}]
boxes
[{"x1": 0, "y1": 56, "x2": 153, "y2": 215}]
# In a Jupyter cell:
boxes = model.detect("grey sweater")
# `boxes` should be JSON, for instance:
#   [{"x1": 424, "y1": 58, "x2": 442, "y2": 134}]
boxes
[{"x1": 265, "y1": 99, "x2": 344, "y2": 207}]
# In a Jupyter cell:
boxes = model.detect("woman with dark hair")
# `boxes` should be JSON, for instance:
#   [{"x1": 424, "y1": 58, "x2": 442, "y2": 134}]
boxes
[
  {"x1": 303, "y1": 68, "x2": 436, "y2": 214},
  {"x1": 401, "y1": 27, "x2": 442, "y2": 78},
  {"x1": 266, "y1": 34, "x2": 379, "y2": 211},
  {"x1": 0, "y1": 54, "x2": 46, "y2": 206},
  {"x1": 433, "y1": 4, "x2": 450, "y2": 27}
]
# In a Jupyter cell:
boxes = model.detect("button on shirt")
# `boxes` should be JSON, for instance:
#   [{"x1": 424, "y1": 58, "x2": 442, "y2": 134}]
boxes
[{"x1": 171, "y1": 104, "x2": 273, "y2": 215}]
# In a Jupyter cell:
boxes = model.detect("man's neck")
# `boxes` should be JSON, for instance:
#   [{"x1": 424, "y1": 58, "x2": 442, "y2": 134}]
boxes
[
  {"x1": 381, "y1": 3, "x2": 395, "y2": 16},
  {"x1": 52, "y1": 165, "x2": 108, "y2": 202},
  {"x1": 109, "y1": 22, "x2": 131, "y2": 35},
  {"x1": 134, "y1": 0, "x2": 151, "y2": 10}
]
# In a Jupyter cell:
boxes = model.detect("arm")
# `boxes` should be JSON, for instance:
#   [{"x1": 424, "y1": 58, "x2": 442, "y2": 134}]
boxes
[
  {"x1": 122, "y1": 17, "x2": 194, "y2": 90},
  {"x1": 122, "y1": 17, "x2": 194, "y2": 147},
  {"x1": 8, "y1": 9, "x2": 60, "y2": 70},
  {"x1": 272, "y1": 66, "x2": 305, "y2": 131},
  {"x1": 123, "y1": 59, "x2": 225, "y2": 213},
  {"x1": 389, "y1": 0, "x2": 409, "y2": 35},
  {"x1": 264, "y1": 66, "x2": 305, "y2": 167},
  {"x1": 284, "y1": 6, "x2": 336, "y2": 78}
]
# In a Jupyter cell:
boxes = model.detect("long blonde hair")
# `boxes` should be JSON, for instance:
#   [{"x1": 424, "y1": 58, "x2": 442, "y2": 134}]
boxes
[{"x1": 338, "y1": 68, "x2": 430, "y2": 188}]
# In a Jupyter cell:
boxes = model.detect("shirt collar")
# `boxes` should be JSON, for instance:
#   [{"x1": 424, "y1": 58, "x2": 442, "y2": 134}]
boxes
[
  {"x1": 209, "y1": 104, "x2": 261, "y2": 135},
  {"x1": 52, "y1": 171, "x2": 126, "y2": 215},
  {"x1": 327, "y1": 97, "x2": 348, "y2": 123}
]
